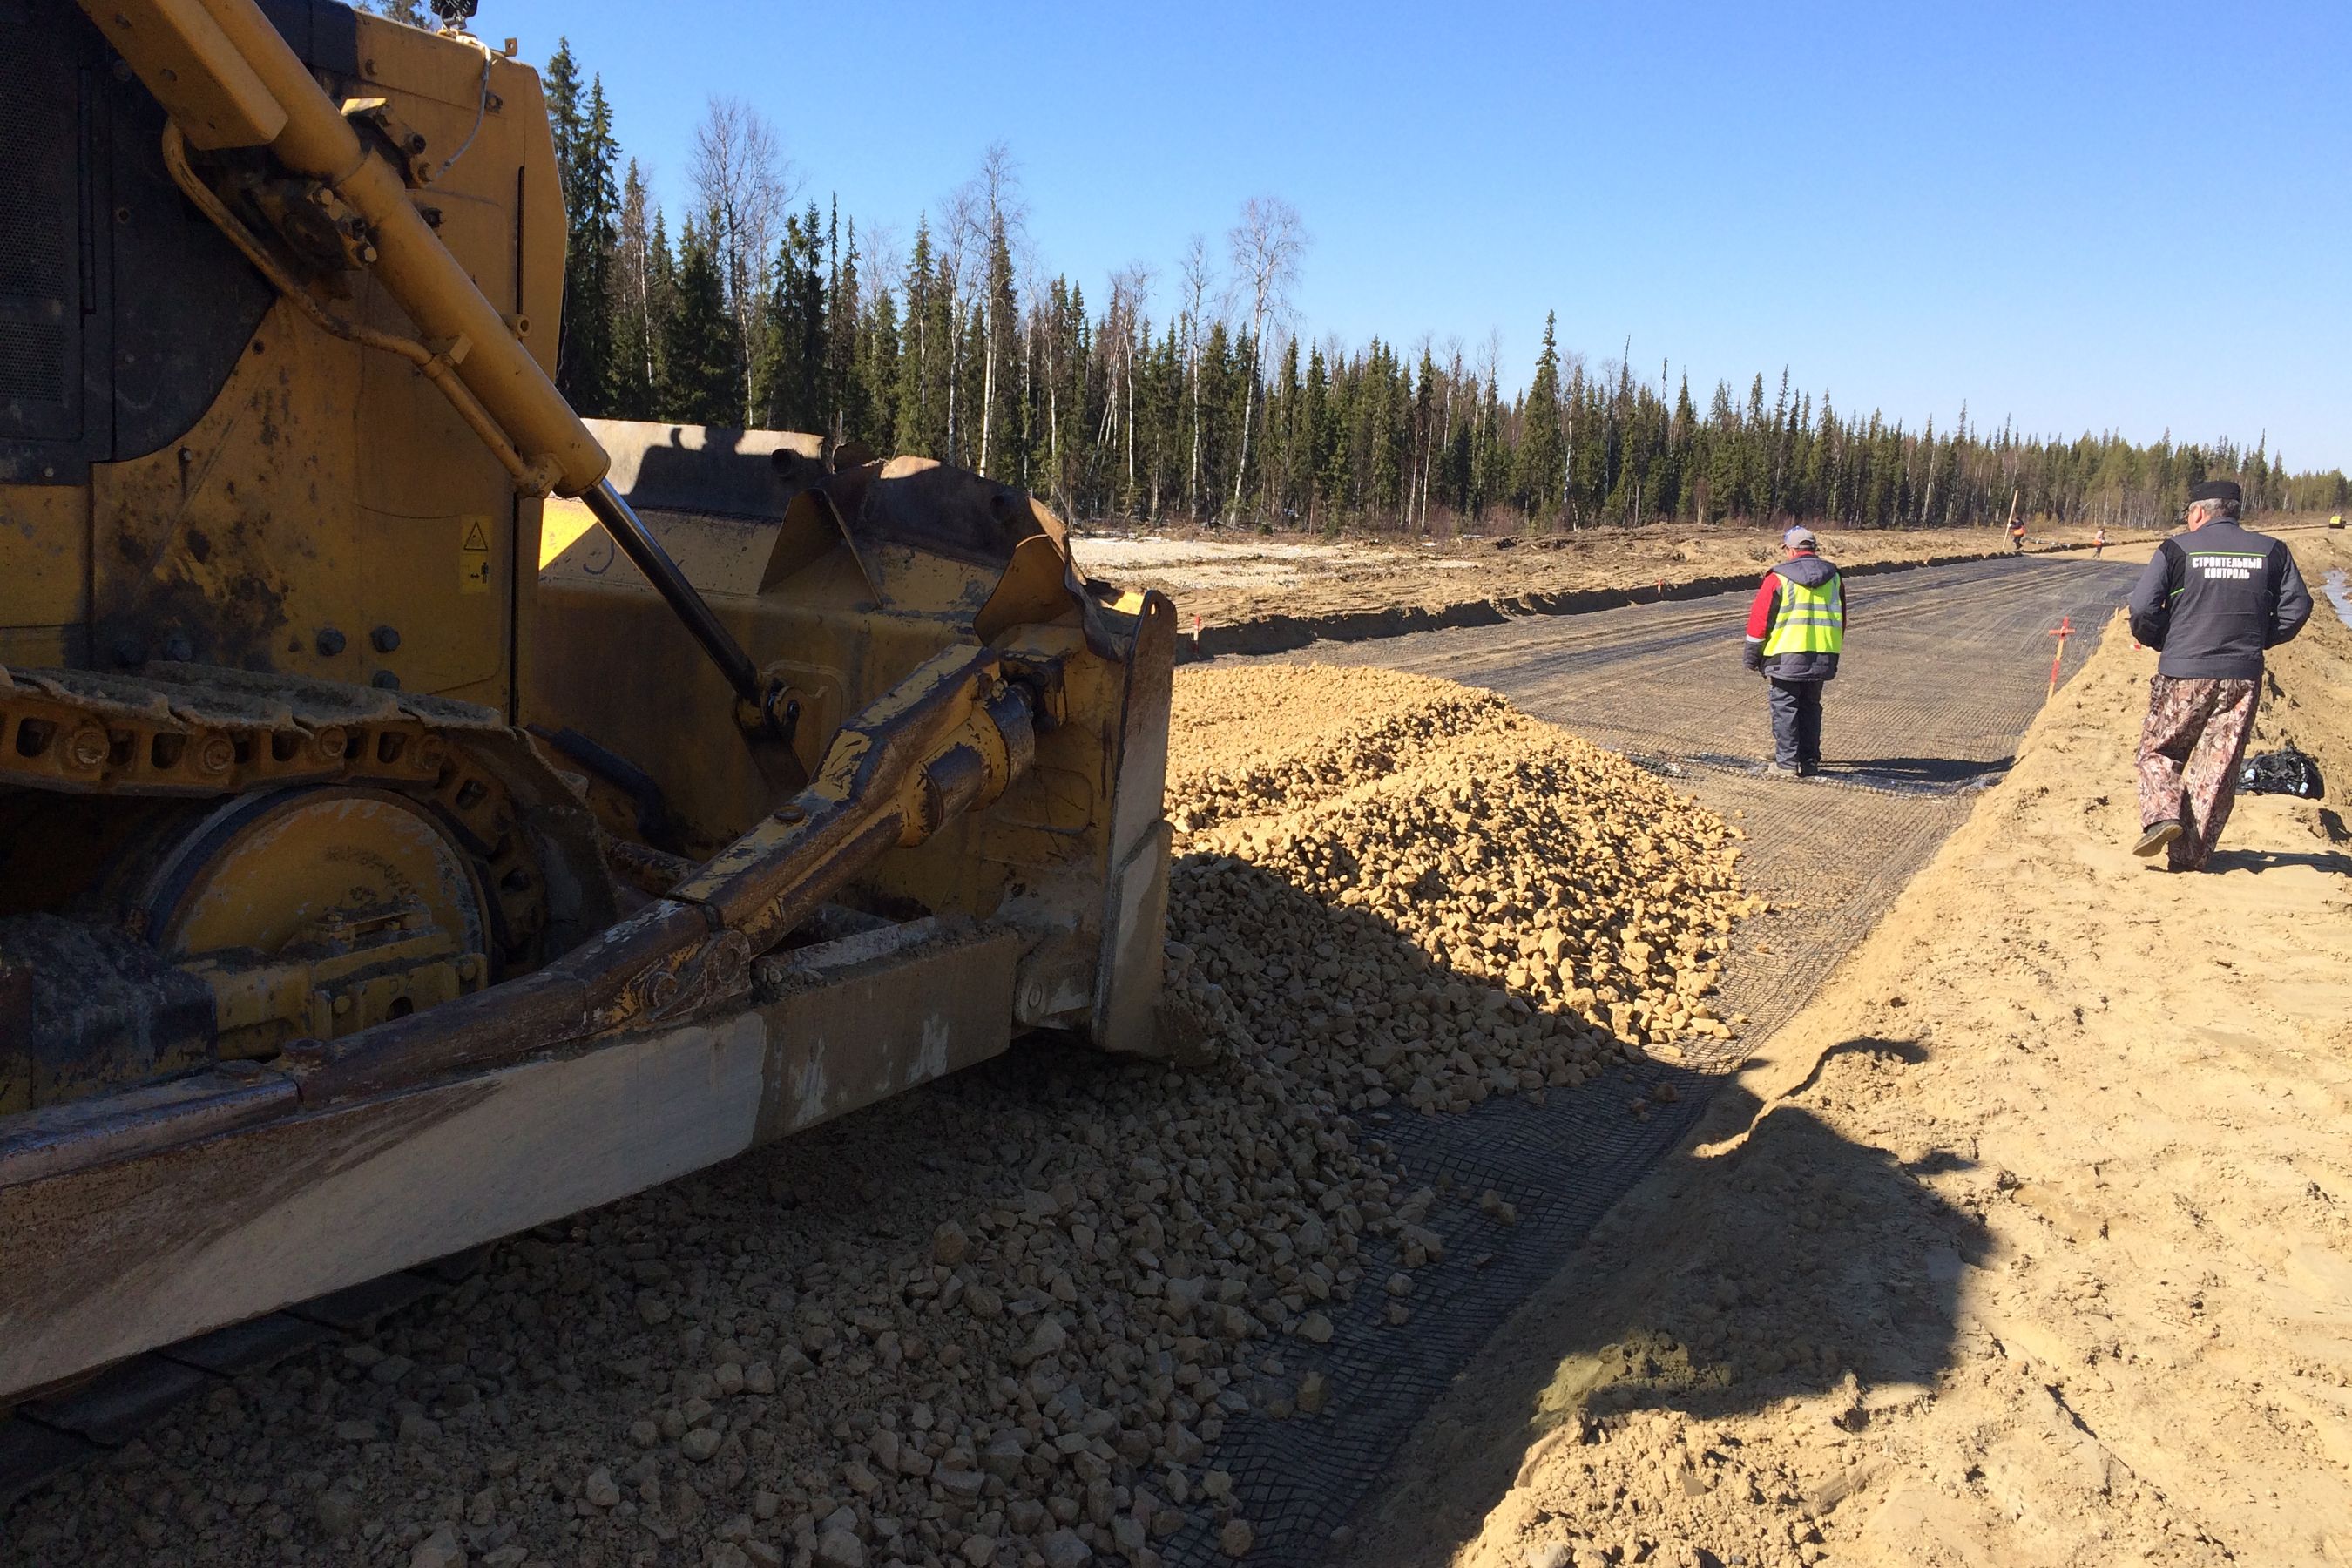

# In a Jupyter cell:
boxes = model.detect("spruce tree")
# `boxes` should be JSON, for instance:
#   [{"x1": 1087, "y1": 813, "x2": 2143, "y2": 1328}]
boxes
[
  {"x1": 645, "y1": 209, "x2": 678, "y2": 410},
  {"x1": 828, "y1": 214, "x2": 874, "y2": 444},
  {"x1": 1274, "y1": 335, "x2": 1303, "y2": 521},
  {"x1": 1515, "y1": 313, "x2": 1565, "y2": 524},
  {"x1": 894, "y1": 220, "x2": 949, "y2": 459},
  {"x1": 755, "y1": 205, "x2": 826, "y2": 431},
  {"x1": 661, "y1": 220, "x2": 741, "y2": 427},
  {"x1": 543, "y1": 43, "x2": 583, "y2": 192},
  {"x1": 861, "y1": 280, "x2": 902, "y2": 452},
  {"x1": 1666, "y1": 375, "x2": 1697, "y2": 519},
  {"x1": 554, "y1": 75, "x2": 619, "y2": 415}
]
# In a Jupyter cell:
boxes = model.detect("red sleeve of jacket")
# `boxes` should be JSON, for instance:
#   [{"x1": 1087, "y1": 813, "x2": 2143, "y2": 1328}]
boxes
[{"x1": 1745, "y1": 573, "x2": 1780, "y2": 640}]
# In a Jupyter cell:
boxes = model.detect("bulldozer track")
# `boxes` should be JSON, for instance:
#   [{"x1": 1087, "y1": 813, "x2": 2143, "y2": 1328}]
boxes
[
  {"x1": 0, "y1": 663, "x2": 561, "y2": 966},
  {"x1": 0, "y1": 672, "x2": 595, "y2": 1504},
  {"x1": 0, "y1": 663, "x2": 494, "y2": 799},
  {"x1": 0, "y1": 1249, "x2": 487, "y2": 1507}
]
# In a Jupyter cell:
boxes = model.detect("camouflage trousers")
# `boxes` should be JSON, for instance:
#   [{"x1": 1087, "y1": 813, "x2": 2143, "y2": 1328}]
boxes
[{"x1": 2136, "y1": 674, "x2": 2260, "y2": 871}]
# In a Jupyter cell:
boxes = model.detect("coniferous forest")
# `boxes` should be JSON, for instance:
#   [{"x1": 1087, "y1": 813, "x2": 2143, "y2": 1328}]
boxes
[{"x1": 524, "y1": 37, "x2": 2349, "y2": 535}]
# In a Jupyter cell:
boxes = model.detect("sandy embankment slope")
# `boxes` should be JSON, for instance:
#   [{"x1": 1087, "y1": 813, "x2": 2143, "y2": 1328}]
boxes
[{"x1": 1346, "y1": 532, "x2": 2352, "y2": 1568}]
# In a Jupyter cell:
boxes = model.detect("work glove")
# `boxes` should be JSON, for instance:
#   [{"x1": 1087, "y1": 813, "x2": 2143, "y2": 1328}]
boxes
[{"x1": 1742, "y1": 646, "x2": 1763, "y2": 673}]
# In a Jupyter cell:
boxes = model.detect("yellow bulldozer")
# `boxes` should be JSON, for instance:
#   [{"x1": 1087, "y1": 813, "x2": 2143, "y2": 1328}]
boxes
[{"x1": 0, "y1": 0, "x2": 1174, "y2": 1415}]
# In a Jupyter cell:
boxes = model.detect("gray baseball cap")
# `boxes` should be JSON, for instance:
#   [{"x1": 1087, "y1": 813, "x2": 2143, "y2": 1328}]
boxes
[{"x1": 1782, "y1": 525, "x2": 1818, "y2": 549}]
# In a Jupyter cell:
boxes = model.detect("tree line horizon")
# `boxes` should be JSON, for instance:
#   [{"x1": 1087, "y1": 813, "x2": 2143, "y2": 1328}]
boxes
[{"x1": 509, "y1": 29, "x2": 2348, "y2": 535}]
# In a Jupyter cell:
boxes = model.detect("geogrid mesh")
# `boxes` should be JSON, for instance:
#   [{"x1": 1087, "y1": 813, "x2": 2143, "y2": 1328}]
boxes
[{"x1": 1158, "y1": 556, "x2": 2139, "y2": 1566}]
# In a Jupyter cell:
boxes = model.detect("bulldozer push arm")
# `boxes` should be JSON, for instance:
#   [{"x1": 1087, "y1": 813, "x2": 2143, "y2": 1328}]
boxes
[
  {"x1": 287, "y1": 643, "x2": 1050, "y2": 1102},
  {"x1": 0, "y1": 0, "x2": 1176, "y2": 1418}
]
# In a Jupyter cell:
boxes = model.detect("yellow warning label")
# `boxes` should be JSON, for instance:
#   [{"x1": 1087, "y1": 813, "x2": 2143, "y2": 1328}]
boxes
[{"x1": 459, "y1": 515, "x2": 490, "y2": 593}]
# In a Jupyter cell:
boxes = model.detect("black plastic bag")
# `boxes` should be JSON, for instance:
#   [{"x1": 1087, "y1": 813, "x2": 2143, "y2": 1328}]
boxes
[{"x1": 2240, "y1": 747, "x2": 2325, "y2": 800}]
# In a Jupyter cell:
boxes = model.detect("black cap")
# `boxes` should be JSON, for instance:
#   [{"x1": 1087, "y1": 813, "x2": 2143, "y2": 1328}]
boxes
[{"x1": 2187, "y1": 479, "x2": 2241, "y2": 504}]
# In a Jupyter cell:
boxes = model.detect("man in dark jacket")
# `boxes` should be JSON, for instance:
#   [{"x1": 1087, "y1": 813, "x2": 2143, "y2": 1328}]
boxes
[
  {"x1": 2126, "y1": 479, "x2": 2311, "y2": 870},
  {"x1": 1744, "y1": 525, "x2": 1846, "y2": 776}
]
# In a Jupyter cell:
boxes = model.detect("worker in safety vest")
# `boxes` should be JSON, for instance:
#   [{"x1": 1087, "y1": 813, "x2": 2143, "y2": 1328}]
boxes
[
  {"x1": 2092, "y1": 525, "x2": 2109, "y2": 558},
  {"x1": 1743, "y1": 525, "x2": 1846, "y2": 777},
  {"x1": 2009, "y1": 517, "x2": 2029, "y2": 552}
]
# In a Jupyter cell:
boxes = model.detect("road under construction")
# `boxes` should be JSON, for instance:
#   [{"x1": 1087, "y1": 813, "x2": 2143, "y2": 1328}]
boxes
[{"x1": 4, "y1": 546, "x2": 2191, "y2": 1568}]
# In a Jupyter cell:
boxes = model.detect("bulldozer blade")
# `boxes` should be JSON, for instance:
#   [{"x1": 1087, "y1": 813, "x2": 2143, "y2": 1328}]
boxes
[{"x1": 0, "y1": 918, "x2": 1017, "y2": 1404}]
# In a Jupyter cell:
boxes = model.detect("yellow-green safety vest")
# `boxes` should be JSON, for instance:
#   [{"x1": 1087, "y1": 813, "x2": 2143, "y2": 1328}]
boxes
[{"x1": 1761, "y1": 571, "x2": 1845, "y2": 658}]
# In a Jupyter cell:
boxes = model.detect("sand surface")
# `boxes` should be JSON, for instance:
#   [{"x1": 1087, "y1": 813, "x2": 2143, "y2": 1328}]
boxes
[{"x1": 1344, "y1": 531, "x2": 2352, "y2": 1568}]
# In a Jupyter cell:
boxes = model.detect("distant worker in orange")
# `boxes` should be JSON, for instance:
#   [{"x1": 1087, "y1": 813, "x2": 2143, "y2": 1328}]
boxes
[
  {"x1": 2092, "y1": 525, "x2": 2109, "y2": 558},
  {"x1": 1743, "y1": 526, "x2": 1846, "y2": 777},
  {"x1": 2009, "y1": 517, "x2": 2028, "y2": 553}
]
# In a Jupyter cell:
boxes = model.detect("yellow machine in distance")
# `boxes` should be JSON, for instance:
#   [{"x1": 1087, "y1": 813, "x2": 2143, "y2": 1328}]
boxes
[{"x1": 0, "y1": 0, "x2": 1173, "y2": 1405}]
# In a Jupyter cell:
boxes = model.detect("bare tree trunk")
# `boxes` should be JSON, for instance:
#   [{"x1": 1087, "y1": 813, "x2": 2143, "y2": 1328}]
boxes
[
  {"x1": 979, "y1": 294, "x2": 995, "y2": 475},
  {"x1": 688, "y1": 97, "x2": 794, "y2": 427},
  {"x1": 1224, "y1": 197, "x2": 1307, "y2": 523},
  {"x1": 1179, "y1": 236, "x2": 1213, "y2": 518},
  {"x1": 973, "y1": 145, "x2": 1022, "y2": 478},
  {"x1": 1042, "y1": 311, "x2": 1058, "y2": 502},
  {"x1": 936, "y1": 185, "x2": 979, "y2": 468},
  {"x1": 1187, "y1": 355, "x2": 1201, "y2": 517},
  {"x1": 1231, "y1": 341, "x2": 1258, "y2": 524},
  {"x1": 946, "y1": 298, "x2": 963, "y2": 466}
]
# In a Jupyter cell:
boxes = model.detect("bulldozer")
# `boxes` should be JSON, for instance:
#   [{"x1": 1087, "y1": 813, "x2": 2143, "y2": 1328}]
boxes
[{"x1": 0, "y1": 0, "x2": 1174, "y2": 1417}]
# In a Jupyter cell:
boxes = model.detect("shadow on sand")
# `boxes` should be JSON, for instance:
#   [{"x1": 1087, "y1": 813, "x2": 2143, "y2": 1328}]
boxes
[
  {"x1": 2202, "y1": 845, "x2": 2352, "y2": 876},
  {"x1": 1328, "y1": 1031, "x2": 1991, "y2": 1566}
]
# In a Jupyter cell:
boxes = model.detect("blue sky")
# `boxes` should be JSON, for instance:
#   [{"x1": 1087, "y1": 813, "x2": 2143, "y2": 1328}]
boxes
[{"x1": 484, "y1": 0, "x2": 2351, "y2": 471}]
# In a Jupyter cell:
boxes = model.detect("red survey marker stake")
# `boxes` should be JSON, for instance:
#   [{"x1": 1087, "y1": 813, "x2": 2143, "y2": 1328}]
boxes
[{"x1": 2047, "y1": 615, "x2": 2073, "y2": 696}]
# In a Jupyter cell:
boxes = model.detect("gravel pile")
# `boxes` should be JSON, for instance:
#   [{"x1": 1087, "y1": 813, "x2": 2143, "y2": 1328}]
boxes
[
  {"x1": 1169, "y1": 666, "x2": 1749, "y2": 1105},
  {"x1": 5, "y1": 665, "x2": 1741, "y2": 1568}
]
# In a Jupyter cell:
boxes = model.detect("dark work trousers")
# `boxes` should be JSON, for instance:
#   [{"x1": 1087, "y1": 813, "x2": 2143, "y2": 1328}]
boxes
[{"x1": 1767, "y1": 678, "x2": 1824, "y2": 770}]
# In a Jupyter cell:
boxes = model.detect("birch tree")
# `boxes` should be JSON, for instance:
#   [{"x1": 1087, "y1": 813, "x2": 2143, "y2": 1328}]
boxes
[
  {"x1": 611, "y1": 159, "x2": 659, "y2": 417},
  {"x1": 971, "y1": 144, "x2": 1024, "y2": 477},
  {"x1": 1098, "y1": 263, "x2": 1152, "y2": 507},
  {"x1": 1223, "y1": 196, "x2": 1307, "y2": 521},
  {"x1": 1177, "y1": 236, "x2": 1214, "y2": 517},
  {"x1": 936, "y1": 181, "x2": 981, "y2": 465},
  {"x1": 688, "y1": 97, "x2": 793, "y2": 426}
]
